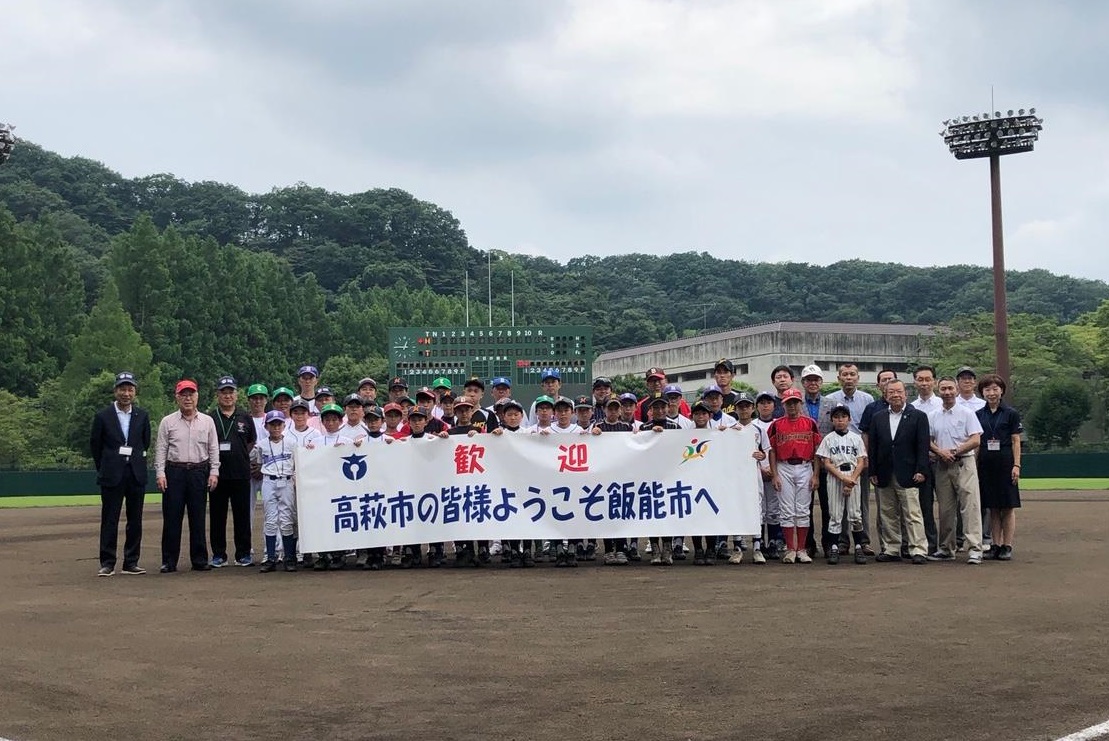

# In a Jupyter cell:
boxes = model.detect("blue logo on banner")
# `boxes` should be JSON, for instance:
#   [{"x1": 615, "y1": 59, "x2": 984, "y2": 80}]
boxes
[{"x1": 341, "y1": 454, "x2": 368, "y2": 481}]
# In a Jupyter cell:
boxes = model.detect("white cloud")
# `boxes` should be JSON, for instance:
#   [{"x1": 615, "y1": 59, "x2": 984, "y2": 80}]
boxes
[{"x1": 1, "y1": 0, "x2": 1107, "y2": 284}]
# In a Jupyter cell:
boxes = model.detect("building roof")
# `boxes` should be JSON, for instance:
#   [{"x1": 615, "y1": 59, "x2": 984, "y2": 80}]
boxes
[{"x1": 594, "y1": 321, "x2": 937, "y2": 362}]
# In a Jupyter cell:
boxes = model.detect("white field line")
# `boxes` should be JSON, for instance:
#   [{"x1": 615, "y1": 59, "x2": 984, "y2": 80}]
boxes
[{"x1": 1056, "y1": 719, "x2": 1109, "y2": 741}]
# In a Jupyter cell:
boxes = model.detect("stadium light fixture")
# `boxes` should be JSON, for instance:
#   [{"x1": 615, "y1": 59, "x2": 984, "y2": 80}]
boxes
[{"x1": 939, "y1": 108, "x2": 1044, "y2": 382}]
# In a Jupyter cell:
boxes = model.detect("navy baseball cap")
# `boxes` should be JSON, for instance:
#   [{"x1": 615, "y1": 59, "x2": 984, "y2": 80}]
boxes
[
  {"x1": 491, "y1": 376, "x2": 512, "y2": 388},
  {"x1": 216, "y1": 375, "x2": 237, "y2": 390},
  {"x1": 541, "y1": 368, "x2": 561, "y2": 381},
  {"x1": 618, "y1": 393, "x2": 638, "y2": 404},
  {"x1": 289, "y1": 399, "x2": 310, "y2": 412},
  {"x1": 501, "y1": 399, "x2": 525, "y2": 413},
  {"x1": 702, "y1": 384, "x2": 723, "y2": 396},
  {"x1": 314, "y1": 386, "x2": 334, "y2": 399},
  {"x1": 297, "y1": 365, "x2": 319, "y2": 377},
  {"x1": 343, "y1": 393, "x2": 363, "y2": 407},
  {"x1": 663, "y1": 384, "x2": 683, "y2": 397},
  {"x1": 756, "y1": 391, "x2": 776, "y2": 402},
  {"x1": 830, "y1": 402, "x2": 851, "y2": 417},
  {"x1": 264, "y1": 410, "x2": 286, "y2": 425},
  {"x1": 114, "y1": 371, "x2": 137, "y2": 388},
  {"x1": 736, "y1": 391, "x2": 756, "y2": 405}
]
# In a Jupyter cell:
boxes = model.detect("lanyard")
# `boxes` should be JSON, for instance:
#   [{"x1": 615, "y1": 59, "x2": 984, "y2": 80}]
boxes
[
  {"x1": 980, "y1": 406, "x2": 1004, "y2": 440},
  {"x1": 216, "y1": 411, "x2": 237, "y2": 441}
]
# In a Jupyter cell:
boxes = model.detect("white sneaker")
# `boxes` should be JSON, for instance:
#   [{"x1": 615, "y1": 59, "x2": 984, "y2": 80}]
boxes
[
  {"x1": 781, "y1": 550, "x2": 796, "y2": 564},
  {"x1": 728, "y1": 550, "x2": 744, "y2": 565},
  {"x1": 967, "y1": 549, "x2": 983, "y2": 565},
  {"x1": 752, "y1": 549, "x2": 767, "y2": 564},
  {"x1": 644, "y1": 541, "x2": 654, "y2": 554},
  {"x1": 490, "y1": 540, "x2": 503, "y2": 556},
  {"x1": 797, "y1": 550, "x2": 813, "y2": 564}
]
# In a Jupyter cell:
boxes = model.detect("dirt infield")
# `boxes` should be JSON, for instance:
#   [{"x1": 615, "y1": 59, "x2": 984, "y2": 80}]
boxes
[{"x1": 1, "y1": 492, "x2": 1107, "y2": 741}]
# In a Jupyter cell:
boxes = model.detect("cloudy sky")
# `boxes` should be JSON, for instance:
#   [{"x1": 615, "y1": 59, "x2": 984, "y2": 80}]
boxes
[{"x1": 3, "y1": 0, "x2": 1107, "y2": 281}]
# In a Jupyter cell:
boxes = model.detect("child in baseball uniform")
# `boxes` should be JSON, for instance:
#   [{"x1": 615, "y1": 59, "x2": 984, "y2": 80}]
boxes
[
  {"x1": 767, "y1": 388, "x2": 822, "y2": 564},
  {"x1": 256, "y1": 411, "x2": 298, "y2": 573},
  {"x1": 816, "y1": 404, "x2": 868, "y2": 564}
]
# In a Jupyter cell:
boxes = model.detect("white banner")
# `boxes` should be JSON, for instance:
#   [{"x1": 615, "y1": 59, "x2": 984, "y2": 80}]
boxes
[{"x1": 294, "y1": 428, "x2": 762, "y2": 552}]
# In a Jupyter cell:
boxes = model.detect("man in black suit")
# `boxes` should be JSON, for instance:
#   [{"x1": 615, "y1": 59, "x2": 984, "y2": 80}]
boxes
[
  {"x1": 90, "y1": 371, "x2": 152, "y2": 576},
  {"x1": 866, "y1": 379, "x2": 930, "y2": 564}
]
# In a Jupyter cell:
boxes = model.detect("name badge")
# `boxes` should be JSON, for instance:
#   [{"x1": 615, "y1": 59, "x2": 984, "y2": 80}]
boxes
[
  {"x1": 219, "y1": 442, "x2": 232, "y2": 452},
  {"x1": 987, "y1": 439, "x2": 1001, "y2": 451},
  {"x1": 119, "y1": 446, "x2": 133, "y2": 456}
]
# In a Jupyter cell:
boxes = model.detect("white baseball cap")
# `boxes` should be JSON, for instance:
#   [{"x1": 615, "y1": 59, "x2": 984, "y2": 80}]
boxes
[{"x1": 801, "y1": 364, "x2": 824, "y2": 380}]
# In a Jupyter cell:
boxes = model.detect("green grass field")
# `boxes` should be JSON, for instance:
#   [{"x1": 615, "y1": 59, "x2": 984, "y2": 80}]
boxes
[{"x1": 1, "y1": 479, "x2": 1107, "y2": 507}]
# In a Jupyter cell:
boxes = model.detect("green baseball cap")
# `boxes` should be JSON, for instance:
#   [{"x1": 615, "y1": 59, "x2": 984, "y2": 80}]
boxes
[
  {"x1": 534, "y1": 395, "x2": 555, "y2": 407},
  {"x1": 271, "y1": 386, "x2": 295, "y2": 400},
  {"x1": 320, "y1": 403, "x2": 344, "y2": 416},
  {"x1": 247, "y1": 383, "x2": 269, "y2": 398},
  {"x1": 431, "y1": 376, "x2": 452, "y2": 390}
]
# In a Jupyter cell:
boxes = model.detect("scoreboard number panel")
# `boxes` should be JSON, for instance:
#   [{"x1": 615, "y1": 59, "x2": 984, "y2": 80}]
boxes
[{"x1": 389, "y1": 326, "x2": 593, "y2": 395}]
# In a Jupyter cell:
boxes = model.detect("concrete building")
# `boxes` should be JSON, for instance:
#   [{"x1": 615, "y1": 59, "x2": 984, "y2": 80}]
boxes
[{"x1": 592, "y1": 321, "x2": 936, "y2": 390}]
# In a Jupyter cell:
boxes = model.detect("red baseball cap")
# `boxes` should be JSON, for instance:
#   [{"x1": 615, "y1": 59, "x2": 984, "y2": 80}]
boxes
[
  {"x1": 781, "y1": 387, "x2": 803, "y2": 403},
  {"x1": 175, "y1": 379, "x2": 198, "y2": 394},
  {"x1": 382, "y1": 402, "x2": 405, "y2": 415},
  {"x1": 645, "y1": 367, "x2": 666, "y2": 380}
]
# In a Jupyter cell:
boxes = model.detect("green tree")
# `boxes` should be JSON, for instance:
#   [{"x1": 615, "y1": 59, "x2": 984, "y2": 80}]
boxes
[
  {"x1": 59, "y1": 277, "x2": 159, "y2": 391},
  {"x1": 0, "y1": 208, "x2": 87, "y2": 394},
  {"x1": 1027, "y1": 379, "x2": 1091, "y2": 449}
]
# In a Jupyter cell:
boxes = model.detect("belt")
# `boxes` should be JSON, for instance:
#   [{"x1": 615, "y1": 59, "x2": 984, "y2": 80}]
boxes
[
  {"x1": 267, "y1": 475, "x2": 292, "y2": 480},
  {"x1": 785, "y1": 457, "x2": 808, "y2": 465},
  {"x1": 166, "y1": 461, "x2": 209, "y2": 470},
  {"x1": 838, "y1": 464, "x2": 853, "y2": 472}
]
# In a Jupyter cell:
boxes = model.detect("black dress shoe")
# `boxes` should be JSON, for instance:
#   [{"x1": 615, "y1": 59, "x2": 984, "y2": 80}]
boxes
[
  {"x1": 192, "y1": 563, "x2": 212, "y2": 571},
  {"x1": 911, "y1": 554, "x2": 928, "y2": 565},
  {"x1": 159, "y1": 564, "x2": 176, "y2": 573},
  {"x1": 875, "y1": 553, "x2": 901, "y2": 562}
]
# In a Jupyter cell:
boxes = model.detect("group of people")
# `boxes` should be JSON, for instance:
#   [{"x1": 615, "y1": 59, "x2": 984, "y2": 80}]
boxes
[{"x1": 90, "y1": 359, "x2": 1023, "y2": 576}]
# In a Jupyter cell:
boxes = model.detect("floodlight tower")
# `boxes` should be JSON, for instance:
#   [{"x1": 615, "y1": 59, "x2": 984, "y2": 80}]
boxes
[
  {"x1": 0, "y1": 123, "x2": 14, "y2": 166},
  {"x1": 940, "y1": 108, "x2": 1043, "y2": 382}
]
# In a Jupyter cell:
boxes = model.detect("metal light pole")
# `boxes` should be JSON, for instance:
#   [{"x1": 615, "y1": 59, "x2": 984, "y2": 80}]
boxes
[
  {"x1": 0, "y1": 123, "x2": 15, "y2": 166},
  {"x1": 941, "y1": 108, "x2": 1043, "y2": 382}
]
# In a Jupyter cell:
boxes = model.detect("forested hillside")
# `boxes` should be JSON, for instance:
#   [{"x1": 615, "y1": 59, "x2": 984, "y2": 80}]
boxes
[{"x1": 2, "y1": 138, "x2": 1109, "y2": 466}]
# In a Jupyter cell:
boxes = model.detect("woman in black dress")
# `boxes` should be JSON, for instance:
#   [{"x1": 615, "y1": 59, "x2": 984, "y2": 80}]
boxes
[{"x1": 974, "y1": 374, "x2": 1022, "y2": 560}]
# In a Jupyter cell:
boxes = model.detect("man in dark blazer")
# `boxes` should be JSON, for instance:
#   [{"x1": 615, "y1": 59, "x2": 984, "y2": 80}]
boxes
[
  {"x1": 866, "y1": 379, "x2": 930, "y2": 564},
  {"x1": 90, "y1": 371, "x2": 152, "y2": 576}
]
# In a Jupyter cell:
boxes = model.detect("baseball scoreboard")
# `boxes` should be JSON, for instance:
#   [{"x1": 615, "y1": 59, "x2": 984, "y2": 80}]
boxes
[{"x1": 388, "y1": 326, "x2": 593, "y2": 401}]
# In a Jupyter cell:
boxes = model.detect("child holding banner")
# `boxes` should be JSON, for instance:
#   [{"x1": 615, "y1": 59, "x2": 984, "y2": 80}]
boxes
[{"x1": 590, "y1": 397, "x2": 637, "y2": 565}]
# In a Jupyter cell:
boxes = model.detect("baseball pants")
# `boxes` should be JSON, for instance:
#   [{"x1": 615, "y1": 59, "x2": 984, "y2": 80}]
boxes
[
  {"x1": 261, "y1": 477, "x2": 297, "y2": 538},
  {"x1": 826, "y1": 476, "x2": 863, "y2": 536},
  {"x1": 838, "y1": 476, "x2": 871, "y2": 549},
  {"x1": 934, "y1": 458, "x2": 984, "y2": 555},
  {"x1": 777, "y1": 462, "x2": 813, "y2": 528}
]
